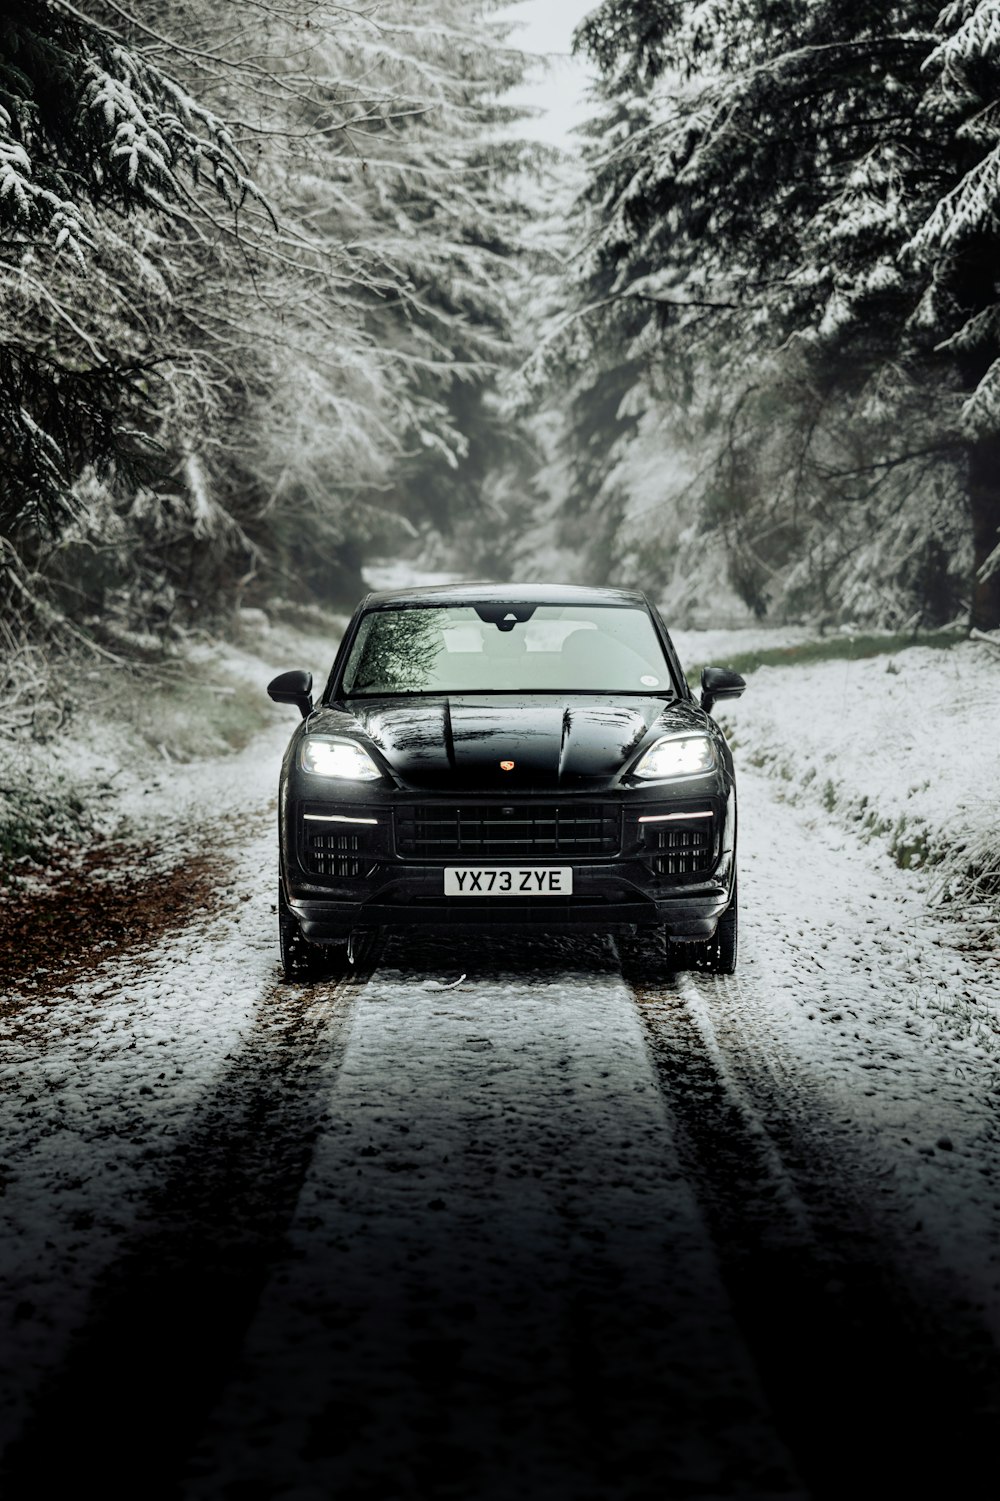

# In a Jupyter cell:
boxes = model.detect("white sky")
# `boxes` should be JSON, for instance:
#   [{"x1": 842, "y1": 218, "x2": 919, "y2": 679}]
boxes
[{"x1": 504, "y1": 0, "x2": 599, "y2": 147}]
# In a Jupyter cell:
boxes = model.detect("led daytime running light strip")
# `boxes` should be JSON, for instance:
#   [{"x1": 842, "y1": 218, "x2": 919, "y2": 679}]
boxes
[
  {"x1": 638, "y1": 810, "x2": 713, "y2": 824},
  {"x1": 303, "y1": 813, "x2": 379, "y2": 826}
]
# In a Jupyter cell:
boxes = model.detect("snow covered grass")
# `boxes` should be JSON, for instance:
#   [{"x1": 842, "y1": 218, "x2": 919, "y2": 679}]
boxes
[
  {"x1": 674, "y1": 626, "x2": 1000, "y2": 937},
  {"x1": 679, "y1": 626, "x2": 964, "y2": 680},
  {"x1": 0, "y1": 781, "x2": 93, "y2": 872},
  {"x1": 0, "y1": 606, "x2": 345, "y2": 888}
]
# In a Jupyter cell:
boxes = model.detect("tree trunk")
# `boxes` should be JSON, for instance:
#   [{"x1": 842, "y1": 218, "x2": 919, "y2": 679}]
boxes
[{"x1": 968, "y1": 435, "x2": 1000, "y2": 630}]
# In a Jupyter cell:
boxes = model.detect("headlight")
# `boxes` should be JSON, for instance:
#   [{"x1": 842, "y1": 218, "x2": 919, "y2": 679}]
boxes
[
  {"x1": 301, "y1": 737, "x2": 381, "y2": 781},
  {"x1": 633, "y1": 734, "x2": 717, "y2": 780}
]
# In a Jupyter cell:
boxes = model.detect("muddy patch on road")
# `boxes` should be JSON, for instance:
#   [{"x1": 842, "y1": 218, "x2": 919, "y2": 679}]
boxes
[{"x1": 2, "y1": 837, "x2": 226, "y2": 1005}]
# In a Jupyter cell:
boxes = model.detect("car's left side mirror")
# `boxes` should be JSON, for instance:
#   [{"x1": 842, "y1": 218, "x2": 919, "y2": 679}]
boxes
[
  {"x1": 268, "y1": 669, "x2": 314, "y2": 718},
  {"x1": 701, "y1": 666, "x2": 745, "y2": 715}
]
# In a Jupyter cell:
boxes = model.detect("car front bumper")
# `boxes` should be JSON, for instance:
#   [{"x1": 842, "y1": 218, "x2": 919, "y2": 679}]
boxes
[
  {"x1": 281, "y1": 785, "x2": 737, "y2": 943},
  {"x1": 291, "y1": 881, "x2": 731, "y2": 942}
]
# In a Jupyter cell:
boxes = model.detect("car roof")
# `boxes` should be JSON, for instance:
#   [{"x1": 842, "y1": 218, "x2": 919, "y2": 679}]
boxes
[{"x1": 358, "y1": 582, "x2": 652, "y2": 610}]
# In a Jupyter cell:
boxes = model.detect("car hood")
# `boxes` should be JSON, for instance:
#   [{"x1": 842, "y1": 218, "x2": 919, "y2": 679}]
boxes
[{"x1": 311, "y1": 695, "x2": 710, "y2": 791}]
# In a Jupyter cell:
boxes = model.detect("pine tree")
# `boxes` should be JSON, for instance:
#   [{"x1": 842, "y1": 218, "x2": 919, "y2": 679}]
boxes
[
  {"x1": 309, "y1": 0, "x2": 535, "y2": 544},
  {"x1": 1, "y1": 1, "x2": 536, "y2": 636},
  {"x1": 0, "y1": 0, "x2": 261, "y2": 537},
  {"x1": 562, "y1": 0, "x2": 1000, "y2": 627}
]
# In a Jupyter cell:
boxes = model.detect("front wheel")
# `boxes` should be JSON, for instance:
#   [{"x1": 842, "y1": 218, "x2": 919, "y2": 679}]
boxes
[
  {"x1": 278, "y1": 884, "x2": 348, "y2": 982},
  {"x1": 677, "y1": 878, "x2": 738, "y2": 976}
]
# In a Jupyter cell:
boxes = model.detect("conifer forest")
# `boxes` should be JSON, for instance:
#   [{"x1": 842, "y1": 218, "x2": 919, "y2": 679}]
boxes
[{"x1": 4, "y1": 1, "x2": 1000, "y2": 649}]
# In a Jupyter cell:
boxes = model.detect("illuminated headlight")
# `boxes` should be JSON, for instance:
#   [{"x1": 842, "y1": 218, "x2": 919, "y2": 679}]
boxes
[
  {"x1": 633, "y1": 734, "x2": 717, "y2": 781},
  {"x1": 301, "y1": 737, "x2": 381, "y2": 781}
]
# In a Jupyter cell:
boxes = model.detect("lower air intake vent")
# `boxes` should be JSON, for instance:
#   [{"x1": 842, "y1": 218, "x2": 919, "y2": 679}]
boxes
[
  {"x1": 300, "y1": 808, "x2": 379, "y2": 877},
  {"x1": 303, "y1": 829, "x2": 364, "y2": 878},
  {"x1": 643, "y1": 813, "x2": 715, "y2": 876}
]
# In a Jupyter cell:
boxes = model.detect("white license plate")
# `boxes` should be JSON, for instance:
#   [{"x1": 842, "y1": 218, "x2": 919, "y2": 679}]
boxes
[{"x1": 444, "y1": 867, "x2": 573, "y2": 897}]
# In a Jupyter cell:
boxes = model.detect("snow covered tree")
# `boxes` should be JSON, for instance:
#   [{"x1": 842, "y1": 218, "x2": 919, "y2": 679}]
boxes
[
  {"x1": 0, "y1": 0, "x2": 262, "y2": 537},
  {"x1": 1, "y1": 0, "x2": 536, "y2": 639},
  {"x1": 176, "y1": 0, "x2": 537, "y2": 597},
  {"x1": 561, "y1": 0, "x2": 1000, "y2": 628},
  {"x1": 300, "y1": 0, "x2": 534, "y2": 547}
]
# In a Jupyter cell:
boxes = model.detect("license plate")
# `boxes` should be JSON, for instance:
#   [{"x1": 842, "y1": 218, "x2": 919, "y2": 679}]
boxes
[{"x1": 444, "y1": 867, "x2": 573, "y2": 897}]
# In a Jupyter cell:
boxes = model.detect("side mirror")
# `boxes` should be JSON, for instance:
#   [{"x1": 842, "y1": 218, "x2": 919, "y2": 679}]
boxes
[
  {"x1": 701, "y1": 665, "x2": 745, "y2": 715},
  {"x1": 268, "y1": 669, "x2": 313, "y2": 718}
]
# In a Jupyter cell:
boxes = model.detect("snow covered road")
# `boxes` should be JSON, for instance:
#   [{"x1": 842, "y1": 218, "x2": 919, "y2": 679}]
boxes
[
  {"x1": 182, "y1": 932, "x2": 799, "y2": 1500},
  {"x1": 2, "y1": 728, "x2": 1000, "y2": 1499}
]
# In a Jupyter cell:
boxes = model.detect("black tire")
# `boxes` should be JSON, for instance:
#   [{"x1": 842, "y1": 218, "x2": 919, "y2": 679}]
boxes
[
  {"x1": 278, "y1": 884, "x2": 348, "y2": 982},
  {"x1": 677, "y1": 877, "x2": 739, "y2": 976}
]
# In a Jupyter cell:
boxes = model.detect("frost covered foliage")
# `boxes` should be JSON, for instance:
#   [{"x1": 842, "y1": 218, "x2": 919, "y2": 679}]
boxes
[
  {"x1": 0, "y1": 1, "x2": 259, "y2": 540},
  {"x1": 266, "y1": 0, "x2": 536, "y2": 553},
  {"x1": 543, "y1": 0, "x2": 1000, "y2": 628},
  {"x1": 0, "y1": 1, "x2": 534, "y2": 650}
]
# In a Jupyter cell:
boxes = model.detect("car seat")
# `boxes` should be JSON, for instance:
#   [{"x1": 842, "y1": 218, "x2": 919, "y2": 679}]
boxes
[{"x1": 559, "y1": 627, "x2": 604, "y2": 687}]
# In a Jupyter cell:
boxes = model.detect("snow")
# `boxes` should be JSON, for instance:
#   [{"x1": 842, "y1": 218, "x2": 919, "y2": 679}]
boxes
[
  {"x1": 672, "y1": 624, "x2": 818, "y2": 665},
  {"x1": 2, "y1": 617, "x2": 999, "y2": 1489},
  {"x1": 185, "y1": 937, "x2": 800, "y2": 1497},
  {"x1": 0, "y1": 612, "x2": 342, "y2": 897},
  {"x1": 0, "y1": 724, "x2": 287, "y2": 1446},
  {"x1": 362, "y1": 560, "x2": 466, "y2": 593},
  {"x1": 734, "y1": 765, "x2": 1000, "y2": 1325},
  {"x1": 692, "y1": 635, "x2": 1000, "y2": 922}
]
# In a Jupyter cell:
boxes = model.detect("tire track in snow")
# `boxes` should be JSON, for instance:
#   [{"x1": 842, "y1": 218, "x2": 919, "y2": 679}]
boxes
[
  {"x1": 0, "y1": 957, "x2": 377, "y2": 1501},
  {"x1": 620, "y1": 944, "x2": 1000, "y2": 1501},
  {"x1": 181, "y1": 930, "x2": 803, "y2": 1501},
  {"x1": 0, "y1": 809, "x2": 283, "y2": 1449}
]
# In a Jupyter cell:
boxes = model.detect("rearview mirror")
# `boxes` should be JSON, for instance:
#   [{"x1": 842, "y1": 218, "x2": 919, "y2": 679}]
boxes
[
  {"x1": 701, "y1": 665, "x2": 745, "y2": 715},
  {"x1": 268, "y1": 669, "x2": 313, "y2": 718}
]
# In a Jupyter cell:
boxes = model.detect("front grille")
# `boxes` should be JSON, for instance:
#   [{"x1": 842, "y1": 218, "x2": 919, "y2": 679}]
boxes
[
  {"x1": 645, "y1": 821, "x2": 714, "y2": 876},
  {"x1": 396, "y1": 804, "x2": 621, "y2": 860}
]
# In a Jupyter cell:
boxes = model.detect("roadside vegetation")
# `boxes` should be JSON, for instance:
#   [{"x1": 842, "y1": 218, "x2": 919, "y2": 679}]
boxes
[
  {"x1": 0, "y1": 602, "x2": 341, "y2": 885},
  {"x1": 7, "y1": 4, "x2": 1000, "y2": 657},
  {"x1": 1, "y1": 0, "x2": 534, "y2": 891},
  {"x1": 702, "y1": 631, "x2": 1000, "y2": 935},
  {"x1": 6, "y1": 4, "x2": 1000, "y2": 652},
  {"x1": 684, "y1": 628, "x2": 966, "y2": 683}
]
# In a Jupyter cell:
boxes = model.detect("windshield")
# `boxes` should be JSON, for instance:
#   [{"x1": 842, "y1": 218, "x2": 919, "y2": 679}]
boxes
[{"x1": 339, "y1": 603, "x2": 674, "y2": 697}]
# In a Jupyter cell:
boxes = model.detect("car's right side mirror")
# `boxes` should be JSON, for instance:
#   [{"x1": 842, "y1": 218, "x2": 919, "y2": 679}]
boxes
[
  {"x1": 701, "y1": 666, "x2": 746, "y2": 715},
  {"x1": 268, "y1": 669, "x2": 314, "y2": 718}
]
